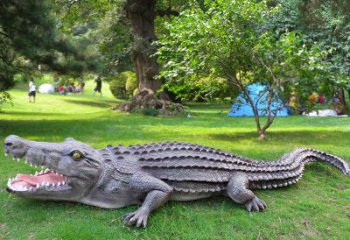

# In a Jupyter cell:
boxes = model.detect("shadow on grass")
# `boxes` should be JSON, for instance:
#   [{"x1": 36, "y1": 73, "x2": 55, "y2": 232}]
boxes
[
  {"x1": 62, "y1": 99, "x2": 117, "y2": 108},
  {"x1": 1, "y1": 117, "x2": 350, "y2": 151},
  {"x1": 208, "y1": 131, "x2": 350, "y2": 146},
  {"x1": 0, "y1": 111, "x2": 67, "y2": 116}
]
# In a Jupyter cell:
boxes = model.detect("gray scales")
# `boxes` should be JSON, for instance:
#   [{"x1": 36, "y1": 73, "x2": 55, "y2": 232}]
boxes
[{"x1": 4, "y1": 135, "x2": 350, "y2": 227}]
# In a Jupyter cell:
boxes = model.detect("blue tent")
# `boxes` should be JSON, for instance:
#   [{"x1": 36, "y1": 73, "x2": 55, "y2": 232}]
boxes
[{"x1": 228, "y1": 83, "x2": 289, "y2": 117}]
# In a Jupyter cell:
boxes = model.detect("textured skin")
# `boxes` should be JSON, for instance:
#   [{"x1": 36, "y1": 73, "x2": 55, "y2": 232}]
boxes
[{"x1": 4, "y1": 135, "x2": 350, "y2": 227}]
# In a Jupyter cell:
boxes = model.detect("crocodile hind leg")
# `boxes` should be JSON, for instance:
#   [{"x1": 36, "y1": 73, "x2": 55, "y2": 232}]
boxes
[
  {"x1": 122, "y1": 172, "x2": 173, "y2": 227},
  {"x1": 226, "y1": 172, "x2": 266, "y2": 212}
]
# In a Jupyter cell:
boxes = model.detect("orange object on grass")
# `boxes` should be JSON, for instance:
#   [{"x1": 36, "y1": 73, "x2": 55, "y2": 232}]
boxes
[{"x1": 308, "y1": 95, "x2": 316, "y2": 103}]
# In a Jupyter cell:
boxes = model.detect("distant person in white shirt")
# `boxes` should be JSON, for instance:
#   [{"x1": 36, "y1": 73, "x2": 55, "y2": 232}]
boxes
[{"x1": 28, "y1": 80, "x2": 36, "y2": 103}]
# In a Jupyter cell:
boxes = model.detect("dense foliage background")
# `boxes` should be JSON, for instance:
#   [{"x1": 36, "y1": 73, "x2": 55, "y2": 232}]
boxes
[{"x1": 1, "y1": 0, "x2": 350, "y2": 134}]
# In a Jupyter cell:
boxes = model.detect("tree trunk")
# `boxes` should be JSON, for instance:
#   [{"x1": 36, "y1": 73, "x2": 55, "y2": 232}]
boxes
[
  {"x1": 118, "y1": 0, "x2": 183, "y2": 114},
  {"x1": 125, "y1": 0, "x2": 160, "y2": 94},
  {"x1": 335, "y1": 88, "x2": 348, "y2": 114},
  {"x1": 258, "y1": 129, "x2": 265, "y2": 141},
  {"x1": 337, "y1": 88, "x2": 346, "y2": 106}
]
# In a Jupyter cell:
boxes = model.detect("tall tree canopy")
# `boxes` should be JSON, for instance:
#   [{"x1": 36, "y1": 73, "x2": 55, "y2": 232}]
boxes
[
  {"x1": 156, "y1": 0, "x2": 326, "y2": 139},
  {"x1": 0, "y1": 0, "x2": 99, "y2": 91},
  {"x1": 57, "y1": 0, "x2": 199, "y2": 111},
  {"x1": 272, "y1": 0, "x2": 350, "y2": 111}
]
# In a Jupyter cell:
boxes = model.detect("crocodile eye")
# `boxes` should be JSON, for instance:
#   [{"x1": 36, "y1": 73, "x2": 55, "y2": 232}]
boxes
[{"x1": 71, "y1": 151, "x2": 84, "y2": 160}]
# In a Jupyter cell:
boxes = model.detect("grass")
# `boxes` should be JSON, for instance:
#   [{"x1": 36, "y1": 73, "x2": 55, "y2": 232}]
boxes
[{"x1": 0, "y1": 84, "x2": 350, "y2": 239}]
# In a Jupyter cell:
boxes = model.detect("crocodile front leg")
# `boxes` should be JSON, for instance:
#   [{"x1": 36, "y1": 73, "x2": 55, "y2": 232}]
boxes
[
  {"x1": 123, "y1": 172, "x2": 173, "y2": 227},
  {"x1": 226, "y1": 172, "x2": 266, "y2": 212}
]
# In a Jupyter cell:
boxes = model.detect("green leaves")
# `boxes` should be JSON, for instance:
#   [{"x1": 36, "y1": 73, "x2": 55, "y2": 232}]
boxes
[
  {"x1": 281, "y1": 0, "x2": 350, "y2": 91},
  {"x1": 156, "y1": 0, "x2": 323, "y2": 96},
  {"x1": 156, "y1": 0, "x2": 329, "y2": 137}
]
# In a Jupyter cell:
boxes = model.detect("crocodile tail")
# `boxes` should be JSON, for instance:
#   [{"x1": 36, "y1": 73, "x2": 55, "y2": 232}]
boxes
[
  {"x1": 301, "y1": 149, "x2": 349, "y2": 176},
  {"x1": 249, "y1": 149, "x2": 349, "y2": 190}
]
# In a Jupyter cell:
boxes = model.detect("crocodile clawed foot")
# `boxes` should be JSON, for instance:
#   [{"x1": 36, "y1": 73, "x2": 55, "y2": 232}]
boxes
[
  {"x1": 245, "y1": 197, "x2": 266, "y2": 212},
  {"x1": 122, "y1": 209, "x2": 149, "y2": 228}
]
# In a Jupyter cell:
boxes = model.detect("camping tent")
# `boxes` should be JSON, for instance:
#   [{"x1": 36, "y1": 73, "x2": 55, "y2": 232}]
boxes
[{"x1": 228, "y1": 83, "x2": 289, "y2": 117}]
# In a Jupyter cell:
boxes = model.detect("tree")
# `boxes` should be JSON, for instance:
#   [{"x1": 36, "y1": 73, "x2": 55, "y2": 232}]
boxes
[
  {"x1": 0, "y1": 0, "x2": 99, "y2": 91},
  {"x1": 124, "y1": 0, "x2": 160, "y2": 93},
  {"x1": 156, "y1": 0, "x2": 325, "y2": 139},
  {"x1": 300, "y1": 0, "x2": 350, "y2": 112},
  {"x1": 58, "y1": 0, "x2": 197, "y2": 111},
  {"x1": 273, "y1": 0, "x2": 350, "y2": 113}
]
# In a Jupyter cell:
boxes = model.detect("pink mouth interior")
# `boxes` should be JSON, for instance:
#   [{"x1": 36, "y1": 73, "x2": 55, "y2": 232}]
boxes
[{"x1": 11, "y1": 172, "x2": 66, "y2": 189}]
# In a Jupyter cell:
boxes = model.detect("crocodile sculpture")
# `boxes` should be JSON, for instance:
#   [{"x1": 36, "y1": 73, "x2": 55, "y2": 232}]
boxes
[{"x1": 4, "y1": 135, "x2": 349, "y2": 227}]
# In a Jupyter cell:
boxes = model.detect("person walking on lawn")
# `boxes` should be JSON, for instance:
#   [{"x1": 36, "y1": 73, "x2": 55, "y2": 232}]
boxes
[
  {"x1": 28, "y1": 80, "x2": 36, "y2": 103},
  {"x1": 93, "y1": 76, "x2": 102, "y2": 96}
]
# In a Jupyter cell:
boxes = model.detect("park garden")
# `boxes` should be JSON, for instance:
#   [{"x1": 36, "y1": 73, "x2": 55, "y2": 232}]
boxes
[{"x1": 1, "y1": 0, "x2": 350, "y2": 239}]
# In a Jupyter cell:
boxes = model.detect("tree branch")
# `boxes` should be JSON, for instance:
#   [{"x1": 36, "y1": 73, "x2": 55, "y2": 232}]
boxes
[{"x1": 156, "y1": 8, "x2": 179, "y2": 17}]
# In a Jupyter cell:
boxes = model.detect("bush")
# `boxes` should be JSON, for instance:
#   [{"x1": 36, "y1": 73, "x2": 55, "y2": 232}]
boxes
[
  {"x1": 164, "y1": 75, "x2": 240, "y2": 102},
  {"x1": 0, "y1": 91, "x2": 13, "y2": 111},
  {"x1": 109, "y1": 75, "x2": 127, "y2": 99},
  {"x1": 109, "y1": 71, "x2": 137, "y2": 99},
  {"x1": 125, "y1": 72, "x2": 137, "y2": 96}
]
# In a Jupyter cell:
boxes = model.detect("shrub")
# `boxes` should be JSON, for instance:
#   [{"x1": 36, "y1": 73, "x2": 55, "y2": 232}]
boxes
[
  {"x1": 125, "y1": 71, "x2": 137, "y2": 97},
  {"x1": 164, "y1": 75, "x2": 240, "y2": 102},
  {"x1": 109, "y1": 71, "x2": 137, "y2": 99},
  {"x1": 0, "y1": 91, "x2": 13, "y2": 111},
  {"x1": 109, "y1": 76, "x2": 127, "y2": 99}
]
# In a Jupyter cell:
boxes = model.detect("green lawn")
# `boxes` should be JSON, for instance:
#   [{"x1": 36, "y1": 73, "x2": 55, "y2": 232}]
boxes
[{"x1": 0, "y1": 86, "x2": 350, "y2": 240}]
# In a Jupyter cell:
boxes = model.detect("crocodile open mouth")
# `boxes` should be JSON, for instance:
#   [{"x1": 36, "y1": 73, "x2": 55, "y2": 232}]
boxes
[{"x1": 6, "y1": 155, "x2": 70, "y2": 193}]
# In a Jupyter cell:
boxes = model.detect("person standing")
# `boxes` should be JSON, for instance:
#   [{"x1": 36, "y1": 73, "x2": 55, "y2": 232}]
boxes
[
  {"x1": 80, "y1": 79, "x2": 85, "y2": 94},
  {"x1": 93, "y1": 76, "x2": 102, "y2": 96},
  {"x1": 28, "y1": 80, "x2": 36, "y2": 103}
]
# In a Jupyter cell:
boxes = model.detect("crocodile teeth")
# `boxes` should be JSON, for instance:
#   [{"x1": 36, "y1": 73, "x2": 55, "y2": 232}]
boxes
[
  {"x1": 16, "y1": 158, "x2": 20, "y2": 162},
  {"x1": 5, "y1": 153, "x2": 8, "y2": 157},
  {"x1": 36, "y1": 184, "x2": 40, "y2": 188}
]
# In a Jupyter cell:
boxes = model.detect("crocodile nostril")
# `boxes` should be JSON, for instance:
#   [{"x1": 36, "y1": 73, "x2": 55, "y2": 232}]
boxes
[{"x1": 5, "y1": 142, "x2": 13, "y2": 147}]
